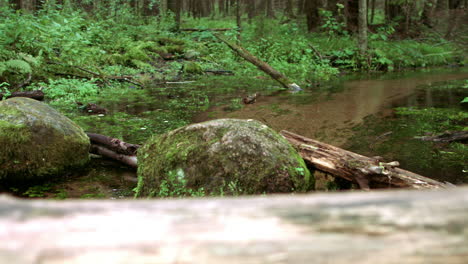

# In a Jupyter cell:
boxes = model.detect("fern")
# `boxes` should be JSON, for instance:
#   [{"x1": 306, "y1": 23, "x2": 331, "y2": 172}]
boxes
[{"x1": 4, "y1": 59, "x2": 32, "y2": 74}]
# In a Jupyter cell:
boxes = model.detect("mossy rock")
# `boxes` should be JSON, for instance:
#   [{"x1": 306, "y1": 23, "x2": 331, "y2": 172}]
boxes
[
  {"x1": 184, "y1": 62, "x2": 203, "y2": 75},
  {"x1": 136, "y1": 118, "x2": 313, "y2": 197},
  {"x1": 0, "y1": 97, "x2": 90, "y2": 182}
]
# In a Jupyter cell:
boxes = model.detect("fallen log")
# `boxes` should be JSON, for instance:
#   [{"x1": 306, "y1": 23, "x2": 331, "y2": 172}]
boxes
[
  {"x1": 1, "y1": 187, "x2": 467, "y2": 263},
  {"x1": 87, "y1": 133, "x2": 140, "y2": 156},
  {"x1": 87, "y1": 133, "x2": 139, "y2": 168},
  {"x1": 281, "y1": 130, "x2": 449, "y2": 190},
  {"x1": 89, "y1": 145, "x2": 137, "y2": 168},
  {"x1": 416, "y1": 130, "x2": 468, "y2": 143},
  {"x1": 215, "y1": 35, "x2": 302, "y2": 92},
  {"x1": 181, "y1": 28, "x2": 236, "y2": 32},
  {"x1": 0, "y1": 90, "x2": 44, "y2": 101}
]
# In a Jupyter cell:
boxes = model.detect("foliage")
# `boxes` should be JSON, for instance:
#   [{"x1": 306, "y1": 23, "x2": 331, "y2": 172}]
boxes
[
  {"x1": 319, "y1": 5, "x2": 347, "y2": 37},
  {"x1": 156, "y1": 169, "x2": 205, "y2": 198},
  {"x1": 22, "y1": 184, "x2": 52, "y2": 198}
]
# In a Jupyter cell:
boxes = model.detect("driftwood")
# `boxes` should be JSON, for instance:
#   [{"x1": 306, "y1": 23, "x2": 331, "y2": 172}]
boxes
[
  {"x1": 417, "y1": 131, "x2": 468, "y2": 143},
  {"x1": 281, "y1": 130, "x2": 449, "y2": 190},
  {"x1": 0, "y1": 90, "x2": 44, "y2": 101},
  {"x1": 90, "y1": 145, "x2": 137, "y2": 168},
  {"x1": 1, "y1": 187, "x2": 468, "y2": 263},
  {"x1": 87, "y1": 133, "x2": 139, "y2": 168},
  {"x1": 215, "y1": 35, "x2": 302, "y2": 92},
  {"x1": 87, "y1": 133, "x2": 140, "y2": 156}
]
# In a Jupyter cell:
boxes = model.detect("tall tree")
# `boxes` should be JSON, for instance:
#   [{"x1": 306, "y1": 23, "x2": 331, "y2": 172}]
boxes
[
  {"x1": 358, "y1": 0, "x2": 368, "y2": 56},
  {"x1": 347, "y1": 0, "x2": 359, "y2": 32},
  {"x1": 168, "y1": 0, "x2": 181, "y2": 30},
  {"x1": 305, "y1": 0, "x2": 320, "y2": 32},
  {"x1": 266, "y1": 0, "x2": 275, "y2": 18}
]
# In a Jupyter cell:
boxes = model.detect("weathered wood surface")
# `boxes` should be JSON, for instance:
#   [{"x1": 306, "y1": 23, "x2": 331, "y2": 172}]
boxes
[
  {"x1": 215, "y1": 35, "x2": 302, "y2": 92},
  {"x1": 281, "y1": 130, "x2": 449, "y2": 190},
  {"x1": 87, "y1": 132, "x2": 140, "y2": 156},
  {"x1": 87, "y1": 133, "x2": 139, "y2": 168},
  {"x1": 1, "y1": 187, "x2": 468, "y2": 263}
]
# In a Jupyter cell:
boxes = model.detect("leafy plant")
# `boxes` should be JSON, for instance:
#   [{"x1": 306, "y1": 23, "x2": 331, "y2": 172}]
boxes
[{"x1": 157, "y1": 169, "x2": 205, "y2": 197}]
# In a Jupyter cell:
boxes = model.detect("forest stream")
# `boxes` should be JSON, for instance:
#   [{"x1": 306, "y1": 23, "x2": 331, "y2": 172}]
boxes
[{"x1": 6, "y1": 67, "x2": 468, "y2": 199}]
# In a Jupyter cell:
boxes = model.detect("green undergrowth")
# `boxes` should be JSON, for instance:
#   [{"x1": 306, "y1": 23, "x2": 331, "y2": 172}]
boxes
[{"x1": 1, "y1": 5, "x2": 463, "y2": 93}]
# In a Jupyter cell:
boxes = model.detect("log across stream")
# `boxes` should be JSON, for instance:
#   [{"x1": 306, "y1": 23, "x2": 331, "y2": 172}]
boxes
[{"x1": 89, "y1": 130, "x2": 449, "y2": 190}]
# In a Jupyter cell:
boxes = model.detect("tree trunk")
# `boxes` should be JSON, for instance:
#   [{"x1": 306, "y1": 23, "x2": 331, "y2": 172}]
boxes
[
  {"x1": 216, "y1": 35, "x2": 302, "y2": 91},
  {"x1": 305, "y1": 0, "x2": 320, "y2": 32},
  {"x1": 370, "y1": 0, "x2": 376, "y2": 24},
  {"x1": 285, "y1": 0, "x2": 294, "y2": 18},
  {"x1": 421, "y1": 0, "x2": 437, "y2": 27},
  {"x1": 266, "y1": 0, "x2": 275, "y2": 18},
  {"x1": 0, "y1": 90, "x2": 44, "y2": 101},
  {"x1": 358, "y1": 0, "x2": 368, "y2": 55},
  {"x1": 346, "y1": 0, "x2": 359, "y2": 32},
  {"x1": 2, "y1": 187, "x2": 468, "y2": 263},
  {"x1": 168, "y1": 0, "x2": 181, "y2": 30},
  {"x1": 236, "y1": 0, "x2": 242, "y2": 43},
  {"x1": 281, "y1": 130, "x2": 449, "y2": 190}
]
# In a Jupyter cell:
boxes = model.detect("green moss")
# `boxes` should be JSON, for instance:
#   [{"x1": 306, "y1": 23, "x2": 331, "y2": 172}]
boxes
[
  {"x1": 184, "y1": 61, "x2": 203, "y2": 74},
  {"x1": 166, "y1": 45, "x2": 185, "y2": 54},
  {"x1": 136, "y1": 119, "x2": 313, "y2": 198},
  {"x1": 0, "y1": 98, "x2": 90, "y2": 182}
]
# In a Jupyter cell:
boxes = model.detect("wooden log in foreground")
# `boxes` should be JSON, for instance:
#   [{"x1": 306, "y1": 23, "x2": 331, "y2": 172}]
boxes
[
  {"x1": 281, "y1": 130, "x2": 449, "y2": 190},
  {"x1": 1, "y1": 187, "x2": 468, "y2": 263},
  {"x1": 215, "y1": 35, "x2": 302, "y2": 92}
]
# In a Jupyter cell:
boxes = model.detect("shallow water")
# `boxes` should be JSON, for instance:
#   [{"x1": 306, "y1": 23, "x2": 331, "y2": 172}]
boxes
[
  {"x1": 5, "y1": 67, "x2": 466, "y2": 198},
  {"x1": 195, "y1": 67, "x2": 468, "y2": 146},
  {"x1": 194, "y1": 67, "x2": 468, "y2": 184}
]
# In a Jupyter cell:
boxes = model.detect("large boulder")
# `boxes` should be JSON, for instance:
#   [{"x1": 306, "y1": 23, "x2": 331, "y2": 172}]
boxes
[
  {"x1": 0, "y1": 97, "x2": 90, "y2": 182},
  {"x1": 136, "y1": 118, "x2": 313, "y2": 197}
]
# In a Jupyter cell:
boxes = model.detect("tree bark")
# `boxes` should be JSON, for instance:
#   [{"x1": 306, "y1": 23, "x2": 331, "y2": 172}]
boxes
[
  {"x1": 358, "y1": 0, "x2": 368, "y2": 55},
  {"x1": 89, "y1": 145, "x2": 138, "y2": 168},
  {"x1": 305, "y1": 0, "x2": 320, "y2": 32},
  {"x1": 346, "y1": 0, "x2": 359, "y2": 32},
  {"x1": 0, "y1": 90, "x2": 44, "y2": 101},
  {"x1": 281, "y1": 130, "x2": 449, "y2": 190},
  {"x1": 86, "y1": 133, "x2": 140, "y2": 156},
  {"x1": 421, "y1": 0, "x2": 437, "y2": 27},
  {"x1": 1, "y1": 187, "x2": 468, "y2": 263},
  {"x1": 86, "y1": 133, "x2": 139, "y2": 168},
  {"x1": 215, "y1": 35, "x2": 302, "y2": 91}
]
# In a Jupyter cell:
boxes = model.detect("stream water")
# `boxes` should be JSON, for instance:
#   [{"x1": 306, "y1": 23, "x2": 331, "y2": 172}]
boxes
[
  {"x1": 7, "y1": 67, "x2": 467, "y2": 198},
  {"x1": 194, "y1": 67, "x2": 468, "y2": 185}
]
